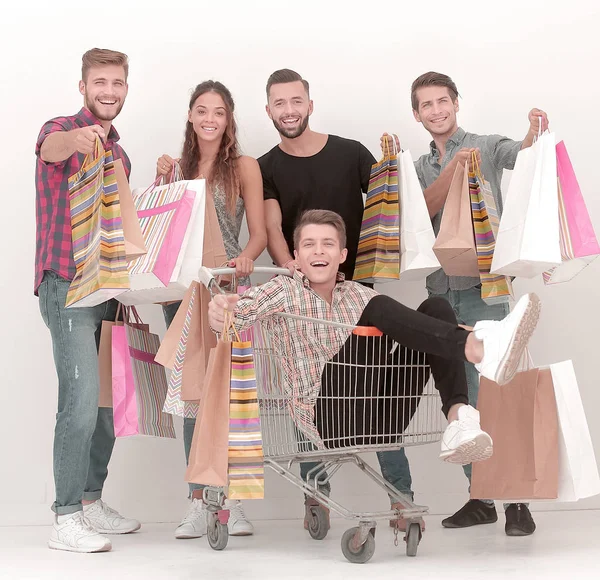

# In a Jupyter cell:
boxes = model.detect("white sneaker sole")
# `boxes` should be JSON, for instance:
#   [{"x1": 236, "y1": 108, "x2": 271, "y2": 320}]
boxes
[
  {"x1": 228, "y1": 528, "x2": 254, "y2": 537},
  {"x1": 48, "y1": 539, "x2": 112, "y2": 553},
  {"x1": 175, "y1": 531, "x2": 206, "y2": 539},
  {"x1": 495, "y1": 294, "x2": 541, "y2": 386},
  {"x1": 94, "y1": 522, "x2": 141, "y2": 535},
  {"x1": 440, "y1": 432, "x2": 493, "y2": 465}
]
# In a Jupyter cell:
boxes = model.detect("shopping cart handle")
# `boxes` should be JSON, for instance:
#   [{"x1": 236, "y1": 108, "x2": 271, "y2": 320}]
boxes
[
  {"x1": 206, "y1": 266, "x2": 292, "y2": 277},
  {"x1": 197, "y1": 266, "x2": 291, "y2": 289}
]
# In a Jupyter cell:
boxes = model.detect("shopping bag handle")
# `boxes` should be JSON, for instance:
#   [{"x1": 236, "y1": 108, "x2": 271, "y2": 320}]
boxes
[
  {"x1": 80, "y1": 136, "x2": 105, "y2": 169},
  {"x1": 515, "y1": 347, "x2": 536, "y2": 372},
  {"x1": 470, "y1": 150, "x2": 484, "y2": 181},
  {"x1": 121, "y1": 305, "x2": 144, "y2": 326},
  {"x1": 533, "y1": 116, "x2": 546, "y2": 144},
  {"x1": 382, "y1": 133, "x2": 400, "y2": 159},
  {"x1": 220, "y1": 309, "x2": 241, "y2": 343},
  {"x1": 139, "y1": 160, "x2": 185, "y2": 198},
  {"x1": 158, "y1": 160, "x2": 184, "y2": 185}
]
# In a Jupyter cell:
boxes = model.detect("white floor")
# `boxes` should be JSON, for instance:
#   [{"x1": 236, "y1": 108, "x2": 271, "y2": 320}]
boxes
[{"x1": 1, "y1": 511, "x2": 598, "y2": 580}]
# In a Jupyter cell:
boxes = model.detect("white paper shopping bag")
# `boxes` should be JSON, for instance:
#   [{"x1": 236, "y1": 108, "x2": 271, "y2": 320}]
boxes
[
  {"x1": 491, "y1": 131, "x2": 561, "y2": 278},
  {"x1": 398, "y1": 150, "x2": 441, "y2": 281},
  {"x1": 550, "y1": 360, "x2": 600, "y2": 502},
  {"x1": 118, "y1": 179, "x2": 206, "y2": 305}
]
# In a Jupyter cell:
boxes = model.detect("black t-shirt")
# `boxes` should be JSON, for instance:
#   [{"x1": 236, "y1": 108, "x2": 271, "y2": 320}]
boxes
[{"x1": 259, "y1": 135, "x2": 376, "y2": 280}]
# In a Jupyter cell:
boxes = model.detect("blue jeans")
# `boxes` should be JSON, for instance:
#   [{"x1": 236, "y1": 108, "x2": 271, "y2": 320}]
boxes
[
  {"x1": 162, "y1": 301, "x2": 204, "y2": 497},
  {"x1": 379, "y1": 286, "x2": 510, "y2": 498},
  {"x1": 38, "y1": 271, "x2": 119, "y2": 515}
]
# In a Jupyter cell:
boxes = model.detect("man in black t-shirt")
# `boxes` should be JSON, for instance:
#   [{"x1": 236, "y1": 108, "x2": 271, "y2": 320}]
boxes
[
  {"x1": 258, "y1": 68, "x2": 375, "y2": 280},
  {"x1": 258, "y1": 68, "x2": 379, "y2": 532}
]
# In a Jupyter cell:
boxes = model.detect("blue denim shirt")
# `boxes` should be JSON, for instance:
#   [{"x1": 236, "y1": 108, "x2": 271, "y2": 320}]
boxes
[{"x1": 414, "y1": 127, "x2": 522, "y2": 294}]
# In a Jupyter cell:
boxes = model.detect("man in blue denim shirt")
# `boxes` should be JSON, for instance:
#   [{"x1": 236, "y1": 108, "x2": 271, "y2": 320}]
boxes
[{"x1": 382, "y1": 71, "x2": 549, "y2": 537}]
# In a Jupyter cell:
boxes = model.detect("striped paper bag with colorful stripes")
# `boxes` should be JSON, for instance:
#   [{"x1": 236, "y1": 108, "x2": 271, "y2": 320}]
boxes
[
  {"x1": 127, "y1": 179, "x2": 194, "y2": 289},
  {"x1": 112, "y1": 311, "x2": 175, "y2": 438},
  {"x1": 228, "y1": 341, "x2": 264, "y2": 499},
  {"x1": 66, "y1": 139, "x2": 130, "y2": 307},
  {"x1": 353, "y1": 141, "x2": 400, "y2": 283},
  {"x1": 469, "y1": 157, "x2": 513, "y2": 305}
]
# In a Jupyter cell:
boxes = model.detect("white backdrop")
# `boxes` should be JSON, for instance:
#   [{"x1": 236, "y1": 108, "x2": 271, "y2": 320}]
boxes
[{"x1": 1, "y1": 0, "x2": 599, "y2": 526}]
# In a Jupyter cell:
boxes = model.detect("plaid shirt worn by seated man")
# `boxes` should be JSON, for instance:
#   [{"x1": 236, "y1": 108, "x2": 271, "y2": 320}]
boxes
[
  {"x1": 231, "y1": 270, "x2": 378, "y2": 448},
  {"x1": 34, "y1": 107, "x2": 131, "y2": 294}
]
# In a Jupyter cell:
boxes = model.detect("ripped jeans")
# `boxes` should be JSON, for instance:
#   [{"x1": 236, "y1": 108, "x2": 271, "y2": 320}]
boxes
[{"x1": 38, "y1": 271, "x2": 119, "y2": 515}]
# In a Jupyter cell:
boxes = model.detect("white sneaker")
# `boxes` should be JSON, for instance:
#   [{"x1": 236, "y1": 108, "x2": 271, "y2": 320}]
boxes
[
  {"x1": 225, "y1": 499, "x2": 254, "y2": 536},
  {"x1": 440, "y1": 405, "x2": 493, "y2": 465},
  {"x1": 83, "y1": 500, "x2": 141, "y2": 535},
  {"x1": 175, "y1": 498, "x2": 208, "y2": 539},
  {"x1": 474, "y1": 293, "x2": 541, "y2": 386},
  {"x1": 48, "y1": 511, "x2": 112, "y2": 553}
]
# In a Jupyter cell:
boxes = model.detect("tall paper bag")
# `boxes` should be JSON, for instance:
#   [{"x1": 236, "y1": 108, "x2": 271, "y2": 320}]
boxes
[
  {"x1": 433, "y1": 162, "x2": 479, "y2": 277},
  {"x1": 471, "y1": 369, "x2": 559, "y2": 500},
  {"x1": 185, "y1": 340, "x2": 231, "y2": 486},
  {"x1": 113, "y1": 158, "x2": 146, "y2": 261}
]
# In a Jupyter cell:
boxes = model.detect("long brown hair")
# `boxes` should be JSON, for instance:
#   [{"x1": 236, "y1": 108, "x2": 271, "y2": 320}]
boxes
[{"x1": 180, "y1": 81, "x2": 241, "y2": 214}]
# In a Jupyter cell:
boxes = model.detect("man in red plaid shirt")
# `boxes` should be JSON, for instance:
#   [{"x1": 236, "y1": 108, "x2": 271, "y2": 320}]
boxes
[{"x1": 35, "y1": 48, "x2": 140, "y2": 553}]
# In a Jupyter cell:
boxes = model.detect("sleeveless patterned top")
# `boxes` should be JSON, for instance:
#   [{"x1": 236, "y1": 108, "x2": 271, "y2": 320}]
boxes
[{"x1": 212, "y1": 183, "x2": 249, "y2": 288}]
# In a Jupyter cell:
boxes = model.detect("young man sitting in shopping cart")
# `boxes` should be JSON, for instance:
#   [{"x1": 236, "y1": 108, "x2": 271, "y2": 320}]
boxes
[{"x1": 207, "y1": 209, "x2": 541, "y2": 531}]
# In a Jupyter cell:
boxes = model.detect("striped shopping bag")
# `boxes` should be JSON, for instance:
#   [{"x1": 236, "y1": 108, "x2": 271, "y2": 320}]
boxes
[
  {"x1": 353, "y1": 138, "x2": 400, "y2": 283},
  {"x1": 112, "y1": 308, "x2": 175, "y2": 438},
  {"x1": 162, "y1": 284, "x2": 199, "y2": 419},
  {"x1": 469, "y1": 155, "x2": 513, "y2": 305},
  {"x1": 542, "y1": 141, "x2": 600, "y2": 285},
  {"x1": 66, "y1": 139, "x2": 129, "y2": 307},
  {"x1": 128, "y1": 175, "x2": 194, "y2": 290},
  {"x1": 228, "y1": 341, "x2": 264, "y2": 500}
]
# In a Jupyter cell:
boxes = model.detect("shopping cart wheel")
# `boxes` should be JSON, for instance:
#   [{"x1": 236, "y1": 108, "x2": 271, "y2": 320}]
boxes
[
  {"x1": 405, "y1": 522, "x2": 421, "y2": 557},
  {"x1": 341, "y1": 527, "x2": 376, "y2": 564},
  {"x1": 207, "y1": 513, "x2": 229, "y2": 551},
  {"x1": 307, "y1": 506, "x2": 329, "y2": 540}
]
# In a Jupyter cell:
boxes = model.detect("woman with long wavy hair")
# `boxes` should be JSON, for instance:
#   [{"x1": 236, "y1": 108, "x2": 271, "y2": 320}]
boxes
[{"x1": 157, "y1": 81, "x2": 267, "y2": 540}]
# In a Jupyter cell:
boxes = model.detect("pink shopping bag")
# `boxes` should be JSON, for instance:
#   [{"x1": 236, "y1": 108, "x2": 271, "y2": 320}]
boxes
[
  {"x1": 557, "y1": 141, "x2": 599, "y2": 257},
  {"x1": 111, "y1": 308, "x2": 175, "y2": 438},
  {"x1": 111, "y1": 325, "x2": 139, "y2": 437},
  {"x1": 135, "y1": 186, "x2": 195, "y2": 286},
  {"x1": 149, "y1": 187, "x2": 195, "y2": 285},
  {"x1": 127, "y1": 171, "x2": 196, "y2": 292},
  {"x1": 543, "y1": 141, "x2": 600, "y2": 284}
]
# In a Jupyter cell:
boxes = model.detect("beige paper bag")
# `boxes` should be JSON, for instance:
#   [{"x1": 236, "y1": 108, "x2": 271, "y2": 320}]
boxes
[
  {"x1": 433, "y1": 162, "x2": 479, "y2": 276},
  {"x1": 98, "y1": 307, "x2": 149, "y2": 407},
  {"x1": 113, "y1": 158, "x2": 147, "y2": 261},
  {"x1": 185, "y1": 339, "x2": 231, "y2": 486},
  {"x1": 471, "y1": 369, "x2": 559, "y2": 500},
  {"x1": 155, "y1": 192, "x2": 227, "y2": 370}
]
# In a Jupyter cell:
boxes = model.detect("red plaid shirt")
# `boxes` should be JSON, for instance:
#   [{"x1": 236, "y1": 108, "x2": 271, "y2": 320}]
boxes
[{"x1": 34, "y1": 107, "x2": 131, "y2": 294}]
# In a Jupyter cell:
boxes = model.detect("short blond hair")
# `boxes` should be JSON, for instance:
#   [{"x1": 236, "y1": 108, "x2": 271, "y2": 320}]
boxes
[{"x1": 82, "y1": 48, "x2": 129, "y2": 82}]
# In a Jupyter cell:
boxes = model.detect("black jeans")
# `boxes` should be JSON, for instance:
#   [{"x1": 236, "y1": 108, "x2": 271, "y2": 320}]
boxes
[{"x1": 316, "y1": 295, "x2": 470, "y2": 449}]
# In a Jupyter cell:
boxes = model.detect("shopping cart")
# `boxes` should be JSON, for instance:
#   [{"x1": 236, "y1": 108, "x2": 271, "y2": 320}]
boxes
[{"x1": 197, "y1": 266, "x2": 445, "y2": 562}]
